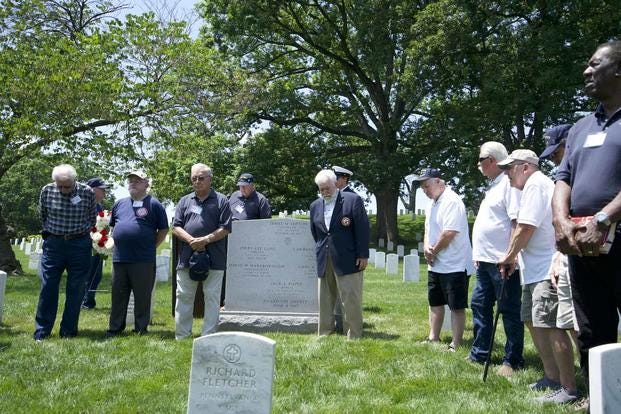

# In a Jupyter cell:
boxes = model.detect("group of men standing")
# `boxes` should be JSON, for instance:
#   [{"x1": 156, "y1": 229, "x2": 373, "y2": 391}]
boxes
[{"x1": 420, "y1": 41, "x2": 621, "y2": 407}]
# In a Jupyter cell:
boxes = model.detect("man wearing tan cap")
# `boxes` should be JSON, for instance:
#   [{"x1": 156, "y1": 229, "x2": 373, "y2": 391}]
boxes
[{"x1": 497, "y1": 150, "x2": 578, "y2": 404}]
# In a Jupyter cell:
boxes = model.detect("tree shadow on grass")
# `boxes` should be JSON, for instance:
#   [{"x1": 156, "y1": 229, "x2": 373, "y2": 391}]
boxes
[{"x1": 363, "y1": 305, "x2": 382, "y2": 313}]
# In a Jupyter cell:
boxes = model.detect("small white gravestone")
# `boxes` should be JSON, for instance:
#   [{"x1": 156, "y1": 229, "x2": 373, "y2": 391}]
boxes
[
  {"x1": 386, "y1": 254, "x2": 398, "y2": 275},
  {"x1": 13, "y1": 239, "x2": 18, "y2": 246},
  {"x1": 188, "y1": 332, "x2": 276, "y2": 414},
  {"x1": 403, "y1": 255, "x2": 420, "y2": 282},
  {"x1": 374, "y1": 251, "x2": 386, "y2": 269},
  {"x1": 160, "y1": 249, "x2": 171, "y2": 257},
  {"x1": 378, "y1": 238, "x2": 385, "y2": 248},
  {"x1": 35, "y1": 239, "x2": 42, "y2": 252},
  {"x1": 415, "y1": 233, "x2": 422, "y2": 242},
  {"x1": 397, "y1": 245, "x2": 405, "y2": 257},
  {"x1": 28, "y1": 252, "x2": 41, "y2": 271},
  {"x1": 386, "y1": 240, "x2": 394, "y2": 251},
  {"x1": 165, "y1": 234, "x2": 170, "y2": 244},
  {"x1": 441, "y1": 305, "x2": 452, "y2": 333},
  {"x1": 155, "y1": 255, "x2": 170, "y2": 282},
  {"x1": 150, "y1": 280, "x2": 157, "y2": 322},
  {"x1": 126, "y1": 292, "x2": 135, "y2": 326},
  {"x1": 19, "y1": 239, "x2": 26, "y2": 251},
  {"x1": 0, "y1": 271, "x2": 6, "y2": 324},
  {"x1": 417, "y1": 242, "x2": 424, "y2": 252},
  {"x1": 589, "y1": 343, "x2": 621, "y2": 414},
  {"x1": 410, "y1": 249, "x2": 418, "y2": 256},
  {"x1": 24, "y1": 242, "x2": 32, "y2": 256},
  {"x1": 368, "y1": 248, "x2": 376, "y2": 264}
]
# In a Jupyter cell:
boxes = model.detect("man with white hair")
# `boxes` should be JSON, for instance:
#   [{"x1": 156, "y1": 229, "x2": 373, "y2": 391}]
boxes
[
  {"x1": 309, "y1": 169, "x2": 369, "y2": 339},
  {"x1": 417, "y1": 168, "x2": 472, "y2": 350},
  {"x1": 498, "y1": 150, "x2": 578, "y2": 404},
  {"x1": 34, "y1": 164, "x2": 96, "y2": 340},
  {"x1": 468, "y1": 142, "x2": 524, "y2": 376}
]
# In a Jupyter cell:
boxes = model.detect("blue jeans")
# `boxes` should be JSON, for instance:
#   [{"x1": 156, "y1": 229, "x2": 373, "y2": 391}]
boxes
[
  {"x1": 469, "y1": 262, "x2": 524, "y2": 367},
  {"x1": 82, "y1": 255, "x2": 104, "y2": 308},
  {"x1": 34, "y1": 234, "x2": 92, "y2": 339}
]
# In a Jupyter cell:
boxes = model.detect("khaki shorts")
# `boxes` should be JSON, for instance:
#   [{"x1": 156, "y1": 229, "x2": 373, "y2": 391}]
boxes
[
  {"x1": 550, "y1": 254, "x2": 577, "y2": 330},
  {"x1": 521, "y1": 280, "x2": 558, "y2": 328}
]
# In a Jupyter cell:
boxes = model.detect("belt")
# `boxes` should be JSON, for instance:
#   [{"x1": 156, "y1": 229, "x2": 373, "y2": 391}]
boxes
[{"x1": 48, "y1": 232, "x2": 90, "y2": 240}]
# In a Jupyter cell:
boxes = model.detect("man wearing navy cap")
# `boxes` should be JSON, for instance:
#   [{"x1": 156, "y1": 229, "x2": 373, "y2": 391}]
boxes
[
  {"x1": 82, "y1": 177, "x2": 108, "y2": 309},
  {"x1": 417, "y1": 168, "x2": 473, "y2": 351},
  {"x1": 332, "y1": 166, "x2": 355, "y2": 193},
  {"x1": 228, "y1": 173, "x2": 271, "y2": 221},
  {"x1": 540, "y1": 125, "x2": 572, "y2": 166}
]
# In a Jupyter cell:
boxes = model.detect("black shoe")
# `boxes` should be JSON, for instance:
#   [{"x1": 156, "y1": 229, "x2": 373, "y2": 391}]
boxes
[
  {"x1": 59, "y1": 331, "x2": 77, "y2": 339},
  {"x1": 105, "y1": 330, "x2": 121, "y2": 338}
]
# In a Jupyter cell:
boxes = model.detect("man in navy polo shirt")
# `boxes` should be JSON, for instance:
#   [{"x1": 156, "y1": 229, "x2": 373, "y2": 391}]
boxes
[
  {"x1": 106, "y1": 171, "x2": 168, "y2": 336},
  {"x1": 35, "y1": 164, "x2": 96, "y2": 340},
  {"x1": 173, "y1": 163, "x2": 232, "y2": 339},
  {"x1": 553, "y1": 41, "x2": 621, "y2": 391},
  {"x1": 228, "y1": 173, "x2": 271, "y2": 221}
]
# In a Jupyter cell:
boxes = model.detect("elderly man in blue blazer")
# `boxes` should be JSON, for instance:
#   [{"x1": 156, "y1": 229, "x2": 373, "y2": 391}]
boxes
[{"x1": 310, "y1": 169, "x2": 370, "y2": 339}]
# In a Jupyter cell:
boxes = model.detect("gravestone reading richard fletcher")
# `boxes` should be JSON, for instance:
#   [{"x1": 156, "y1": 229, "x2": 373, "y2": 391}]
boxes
[
  {"x1": 188, "y1": 332, "x2": 275, "y2": 414},
  {"x1": 222, "y1": 219, "x2": 318, "y2": 333}
]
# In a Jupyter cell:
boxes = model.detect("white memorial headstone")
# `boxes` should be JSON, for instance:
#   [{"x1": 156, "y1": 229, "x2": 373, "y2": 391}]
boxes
[
  {"x1": 385, "y1": 253, "x2": 398, "y2": 275},
  {"x1": 126, "y1": 292, "x2": 135, "y2": 326},
  {"x1": 187, "y1": 332, "x2": 276, "y2": 414},
  {"x1": 386, "y1": 240, "x2": 394, "y2": 251},
  {"x1": 441, "y1": 305, "x2": 452, "y2": 333},
  {"x1": 589, "y1": 343, "x2": 621, "y2": 414},
  {"x1": 374, "y1": 251, "x2": 386, "y2": 269},
  {"x1": 155, "y1": 255, "x2": 170, "y2": 282},
  {"x1": 0, "y1": 271, "x2": 6, "y2": 324},
  {"x1": 418, "y1": 242, "x2": 424, "y2": 252},
  {"x1": 24, "y1": 242, "x2": 32, "y2": 256},
  {"x1": 397, "y1": 244, "x2": 405, "y2": 257},
  {"x1": 368, "y1": 248, "x2": 376, "y2": 265},
  {"x1": 378, "y1": 238, "x2": 385, "y2": 248},
  {"x1": 415, "y1": 233, "x2": 422, "y2": 242},
  {"x1": 19, "y1": 239, "x2": 26, "y2": 251},
  {"x1": 403, "y1": 254, "x2": 420, "y2": 282},
  {"x1": 410, "y1": 249, "x2": 418, "y2": 256},
  {"x1": 28, "y1": 252, "x2": 41, "y2": 271}
]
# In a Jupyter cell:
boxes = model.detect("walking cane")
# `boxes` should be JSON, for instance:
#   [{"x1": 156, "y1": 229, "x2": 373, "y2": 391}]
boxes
[{"x1": 482, "y1": 270, "x2": 508, "y2": 382}]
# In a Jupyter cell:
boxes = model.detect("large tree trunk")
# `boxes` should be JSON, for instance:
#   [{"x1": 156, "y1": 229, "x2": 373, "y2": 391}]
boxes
[
  {"x1": 375, "y1": 185, "x2": 400, "y2": 244},
  {"x1": 0, "y1": 206, "x2": 23, "y2": 274},
  {"x1": 375, "y1": 195, "x2": 386, "y2": 243}
]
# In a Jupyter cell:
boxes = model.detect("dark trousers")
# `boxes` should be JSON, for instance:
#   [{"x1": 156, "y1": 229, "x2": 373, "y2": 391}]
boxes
[
  {"x1": 568, "y1": 240, "x2": 621, "y2": 379},
  {"x1": 34, "y1": 234, "x2": 92, "y2": 339},
  {"x1": 82, "y1": 254, "x2": 103, "y2": 308},
  {"x1": 469, "y1": 262, "x2": 524, "y2": 367},
  {"x1": 108, "y1": 262, "x2": 155, "y2": 334}
]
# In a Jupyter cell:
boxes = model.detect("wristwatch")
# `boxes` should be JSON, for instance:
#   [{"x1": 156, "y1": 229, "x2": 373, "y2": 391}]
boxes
[{"x1": 594, "y1": 211, "x2": 611, "y2": 227}]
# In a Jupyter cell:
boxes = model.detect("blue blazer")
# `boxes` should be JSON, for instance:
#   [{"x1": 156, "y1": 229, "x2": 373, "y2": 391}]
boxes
[{"x1": 310, "y1": 191, "x2": 370, "y2": 277}]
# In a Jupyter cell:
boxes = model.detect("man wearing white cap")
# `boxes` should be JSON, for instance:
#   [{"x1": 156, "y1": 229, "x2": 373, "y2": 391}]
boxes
[
  {"x1": 332, "y1": 166, "x2": 355, "y2": 193},
  {"x1": 497, "y1": 150, "x2": 578, "y2": 404}
]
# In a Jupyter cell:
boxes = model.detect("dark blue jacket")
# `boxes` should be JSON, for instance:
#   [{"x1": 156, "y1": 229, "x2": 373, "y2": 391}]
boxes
[{"x1": 310, "y1": 191, "x2": 369, "y2": 277}]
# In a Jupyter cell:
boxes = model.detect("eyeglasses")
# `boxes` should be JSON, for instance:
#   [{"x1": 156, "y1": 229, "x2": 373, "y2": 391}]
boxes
[
  {"x1": 56, "y1": 185, "x2": 73, "y2": 190},
  {"x1": 478, "y1": 156, "x2": 490, "y2": 162},
  {"x1": 191, "y1": 176, "x2": 208, "y2": 182}
]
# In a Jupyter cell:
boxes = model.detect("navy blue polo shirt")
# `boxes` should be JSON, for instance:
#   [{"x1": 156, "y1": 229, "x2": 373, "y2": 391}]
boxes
[
  {"x1": 556, "y1": 105, "x2": 621, "y2": 216},
  {"x1": 228, "y1": 189, "x2": 272, "y2": 220},
  {"x1": 173, "y1": 189, "x2": 232, "y2": 270},
  {"x1": 110, "y1": 195, "x2": 169, "y2": 263}
]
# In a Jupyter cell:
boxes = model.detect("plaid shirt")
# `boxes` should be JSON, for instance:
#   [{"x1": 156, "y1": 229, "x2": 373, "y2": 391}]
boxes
[{"x1": 39, "y1": 182, "x2": 97, "y2": 235}]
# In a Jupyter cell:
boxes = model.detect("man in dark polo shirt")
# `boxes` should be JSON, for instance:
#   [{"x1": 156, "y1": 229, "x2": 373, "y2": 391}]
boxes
[
  {"x1": 35, "y1": 164, "x2": 96, "y2": 340},
  {"x1": 172, "y1": 163, "x2": 232, "y2": 339},
  {"x1": 106, "y1": 171, "x2": 169, "y2": 336},
  {"x1": 228, "y1": 173, "x2": 272, "y2": 220},
  {"x1": 553, "y1": 41, "x2": 621, "y2": 390}
]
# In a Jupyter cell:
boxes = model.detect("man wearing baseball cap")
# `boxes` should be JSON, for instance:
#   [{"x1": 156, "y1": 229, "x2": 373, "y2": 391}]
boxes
[
  {"x1": 228, "y1": 173, "x2": 271, "y2": 221},
  {"x1": 82, "y1": 177, "x2": 109, "y2": 309},
  {"x1": 540, "y1": 124, "x2": 572, "y2": 165},
  {"x1": 417, "y1": 167, "x2": 473, "y2": 351},
  {"x1": 497, "y1": 150, "x2": 578, "y2": 403}
]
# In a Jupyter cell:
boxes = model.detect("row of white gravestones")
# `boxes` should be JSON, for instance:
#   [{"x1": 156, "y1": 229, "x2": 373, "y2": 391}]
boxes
[
  {"x1": 19, "y1": 239, "x2": 26, "y2": 251},
  {"x1": 24, "y1": 242, "x2": 32, "y2": 256},
  {"x1": 188, "y1": 332, "x2": 275, "y2": 414},
  {"x1": 0, "y1": 271, "x2": 6, "y2": 324}
]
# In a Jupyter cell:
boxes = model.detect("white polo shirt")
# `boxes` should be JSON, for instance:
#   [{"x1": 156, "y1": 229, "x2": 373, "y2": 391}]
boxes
[
  {"x1": 425, "y1": 186, "x2": 473, "y2": 274},
  {"x1": 472, "y1": 174, "x2": 521, "y2": 262},
  {"x1": 516, "y1": 171, "x2": 556, "y2": 284}
]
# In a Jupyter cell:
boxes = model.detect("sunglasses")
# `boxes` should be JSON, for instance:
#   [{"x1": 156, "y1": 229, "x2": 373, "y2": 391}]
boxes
[{"x1": 191, "y1": 176, "x2": 208, "y2": 182}]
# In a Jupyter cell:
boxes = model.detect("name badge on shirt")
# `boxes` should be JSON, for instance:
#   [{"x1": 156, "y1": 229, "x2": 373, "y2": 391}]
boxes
[
  {"x1": 132, "y1": 200, "x2": 143, "y2": 208},
  {"x1": 584, "y1": 131, "x2": 606, "y2": 148},
  {"x1": 190, "y1": 205, "x2": 202, "y2": 215},
  {"x1": 234, "y1": 204, "x2": 244, "y2": 214},
  {"x1": 70, "y1": 195, "x2": 81, "y2": 205}
]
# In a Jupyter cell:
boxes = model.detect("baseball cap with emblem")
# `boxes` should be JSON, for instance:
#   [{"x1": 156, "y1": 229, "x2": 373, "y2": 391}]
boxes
[
  {"x1": 540, "y1": 124, "x2": 572, "y2": 159},
  {"x1": 332, "y1": 166, "x2": 353, "y2": 178},
  {"x1": 497, "y1": 149, "x2": 540, "y2": 169},
  {"x1": 237, "y1": 173, "x2": 254, "y2": 186},
  {"x1": 127, "y1": 171, "x2": 148, "y2": 180},
  {"x1": 86, "y1": 177, "x2": 108, "y2": 189},
  {"x1": 414, "y1": 167, "x2": 441, "y2": 181}
]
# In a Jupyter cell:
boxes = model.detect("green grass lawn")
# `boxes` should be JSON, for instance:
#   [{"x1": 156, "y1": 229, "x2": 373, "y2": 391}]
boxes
[{"x1": 1, "y1": 246, "x2": 581, "y2": 413}]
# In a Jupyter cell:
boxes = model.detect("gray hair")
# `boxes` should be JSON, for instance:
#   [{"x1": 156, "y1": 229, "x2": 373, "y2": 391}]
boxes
[
  {"x1": 191, "y1": 163, "x2": 213, "y2": 177},
  {"x1": 480, "y1": 141, "x2": 509, "y2": 162},
  {"x1": 52, "y1": 164, "x2": 77, "y2": 181},
  {"x1": 314, "y1": 169, "x2": 337, "y2": 185}
]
